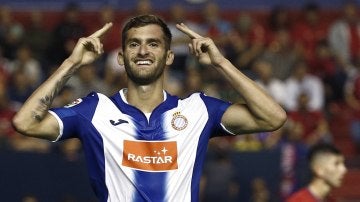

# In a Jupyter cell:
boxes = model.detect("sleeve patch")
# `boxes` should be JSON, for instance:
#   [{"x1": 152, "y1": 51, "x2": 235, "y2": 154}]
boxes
[{"x1": 64, "y1": 98, "x2": 83, "y2": 108}]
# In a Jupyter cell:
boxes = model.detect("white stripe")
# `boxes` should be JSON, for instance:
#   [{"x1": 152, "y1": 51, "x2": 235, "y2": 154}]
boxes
[{"x1": 48, "y1": 110, "x2": 64, "y2": 142}]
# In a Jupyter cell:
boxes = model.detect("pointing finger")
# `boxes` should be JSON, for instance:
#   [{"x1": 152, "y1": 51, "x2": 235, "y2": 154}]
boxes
[
  {"x1": 89, "y1": 22, "x2": 113, "y2": 38},
  {"x1": 176, "y1": 23, "x2": 203, "y2": 39}
]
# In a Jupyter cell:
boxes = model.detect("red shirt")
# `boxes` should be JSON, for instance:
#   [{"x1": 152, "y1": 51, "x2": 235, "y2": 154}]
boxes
[
  {"x1": 287, "y1": 110, "x2": 325, "y2": 140},
  {"x1": 287, "y1": 188, "x2": 320, "y2": 202},
  {"x1": 292, "y1": 21, "x2": 328, "y2": 62}
]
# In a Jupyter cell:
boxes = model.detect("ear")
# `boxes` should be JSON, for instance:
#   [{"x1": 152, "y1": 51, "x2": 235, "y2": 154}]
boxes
[
  {"x1": 166, "y1": 50, "x2": 174, "y2": 66},
  {"x1": 117, "y1": 50, "x2": 124, "y2": 66},
  {"x1": 312, "y1": 164, "x2": 324, "y2": 178}
]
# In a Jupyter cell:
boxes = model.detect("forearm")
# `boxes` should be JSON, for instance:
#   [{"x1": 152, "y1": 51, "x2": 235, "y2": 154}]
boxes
[
  {"x1": 13, "y1": 59, "x2": 79, "y2": 133},
  {"x1": 215, "y1": 59, "x2": 286, "y2": 127}
]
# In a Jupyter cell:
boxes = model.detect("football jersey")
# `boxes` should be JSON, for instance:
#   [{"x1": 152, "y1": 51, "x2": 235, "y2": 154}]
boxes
[
  {"x1": 286, "y1": 188, "x2": 321, "y2": 202},
  {"x1": 49, "y1": 89, "x2": 232, "y2": 202}
]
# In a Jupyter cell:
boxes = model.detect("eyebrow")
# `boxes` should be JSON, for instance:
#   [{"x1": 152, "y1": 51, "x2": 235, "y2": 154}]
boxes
[{"x1": 126, "y1": 37, "x2": 163, "y2": 44}]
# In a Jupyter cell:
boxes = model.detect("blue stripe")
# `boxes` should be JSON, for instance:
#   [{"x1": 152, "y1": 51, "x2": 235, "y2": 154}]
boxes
[
  {"x1": 81, "y1": 124, "x2": 108, "y2": 202},
  {"x1": 51, "y1": 92, "x2": 109, "y2": 201},
  {"x1": 191, "y1": 93, "x2": 232, "y2": 201},
  {"x1": 133, "y1": 113, "x2": 167, "y2": 202},
  {"x1": 190, "y1": 121, "x2": 213, "y2": 202},
  {"x1": 133, "y1": 171, "x2": 167, "y2": 202}
]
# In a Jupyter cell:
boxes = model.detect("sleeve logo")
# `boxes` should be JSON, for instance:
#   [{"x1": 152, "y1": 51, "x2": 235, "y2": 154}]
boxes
[
  {"x1": 64, "y1": 98, "x2": 83, "y2": 108},
  {"x1": 122, "y1": 140, "x2": 178, "y2": 172}
]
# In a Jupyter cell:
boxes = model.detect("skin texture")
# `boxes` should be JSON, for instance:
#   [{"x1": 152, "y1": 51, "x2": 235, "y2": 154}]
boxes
[{"x1": 13, "y1": 16, "x2": 286, "y2": 141}]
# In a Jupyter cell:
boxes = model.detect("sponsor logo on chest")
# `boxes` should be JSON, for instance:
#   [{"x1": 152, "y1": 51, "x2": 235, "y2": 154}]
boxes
[{"x1": 122, "y1": 140, "x2": 178, "y2": 172}]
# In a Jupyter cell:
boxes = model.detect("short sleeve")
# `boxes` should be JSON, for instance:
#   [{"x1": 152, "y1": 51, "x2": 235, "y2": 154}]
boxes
[
  {"x1": 49, "y1": 92, "x2": 99, "y2": 141},
  {"x1": 199, "y1": 93, "x2": 232, "y2": 137}
]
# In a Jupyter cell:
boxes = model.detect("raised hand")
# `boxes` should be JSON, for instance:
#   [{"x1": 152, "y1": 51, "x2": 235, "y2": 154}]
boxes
[
  {"x1": 176, "y1": 23, "x2": 225, "y2": 67},
  {"x1": 68, "y1": 22, "x2": 113, "y2": 66}
]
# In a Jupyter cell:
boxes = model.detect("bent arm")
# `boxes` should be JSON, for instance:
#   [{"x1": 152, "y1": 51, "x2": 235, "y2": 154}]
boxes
[
  {"x1": 176, "y1": 23, "x2": 286, "y2": 134},
  {"x1": 217, "y1": 59, "x2": 286, "y2": 134},
  {"x1": 12, "y1": 59, "x2": 80, "y2": 140},
  {"x1": 12, "y1": 22, "x2": 112, "y2": 141}
]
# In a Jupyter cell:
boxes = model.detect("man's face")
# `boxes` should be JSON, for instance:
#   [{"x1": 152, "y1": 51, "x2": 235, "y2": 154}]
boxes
[
  {"x1": 121, "y1": 24, "x2": 173, "y2": 85},
  {"x1": 316, "y1": 154, "x2": 347, "y2": 187}
]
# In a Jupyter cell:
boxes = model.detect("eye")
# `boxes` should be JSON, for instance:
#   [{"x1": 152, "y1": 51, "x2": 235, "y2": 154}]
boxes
[
  {"x1": 149, "y1": 42, "x2": 159, "y2": 48},
  {"x1": 128, "y1": 42, "x2": 139, "y2": 48}
]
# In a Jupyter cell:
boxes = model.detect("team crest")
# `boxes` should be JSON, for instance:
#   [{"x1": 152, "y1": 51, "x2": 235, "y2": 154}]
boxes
[
  {"x1": 64, "y1": 98, "x2": 82, "y2": 108},
  {"x1": 171, "y1": 112, "x2": 188, "y2": 131}
]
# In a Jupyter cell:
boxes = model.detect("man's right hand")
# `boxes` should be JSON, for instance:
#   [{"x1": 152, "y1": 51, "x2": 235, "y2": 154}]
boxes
[{"x1": 68, "y1": 22, "x2": 113, "y2": 66}]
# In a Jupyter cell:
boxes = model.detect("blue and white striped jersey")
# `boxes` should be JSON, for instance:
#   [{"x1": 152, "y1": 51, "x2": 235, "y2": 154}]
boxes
[{"x1": 49, "y1": 89, "x2": 232, "y2": 202}]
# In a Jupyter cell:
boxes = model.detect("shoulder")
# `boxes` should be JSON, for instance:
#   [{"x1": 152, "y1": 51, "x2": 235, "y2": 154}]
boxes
[
  {"x1": 287, "y1": 188, "x2": 316, "y2": 202},
  {"x1": 180, "y1": 92, "x2": 230, "y2": 106}
]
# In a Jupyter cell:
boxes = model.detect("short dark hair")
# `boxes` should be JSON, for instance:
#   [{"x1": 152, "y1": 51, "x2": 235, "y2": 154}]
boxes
[
  {"x1": 121, "y1": 14, "x2": 172, "y2": 50},
  {"x1": 308, "y1": 143, "x2": 342, "y2": 164}
]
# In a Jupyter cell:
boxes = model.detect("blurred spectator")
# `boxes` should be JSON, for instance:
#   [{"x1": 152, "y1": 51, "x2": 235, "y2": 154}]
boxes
[
  {"x1": 167, "y1": 3, "x2": 204, "y2": 79},
  {"x1": 103, "y1": 48, "x2": 127, "y2": 94},
  {"x1": 0, "y1": 82, "x2": 17, "y2": 146},
  {"x1": 309, "y1": 40, "x2": 347, "y2": 104},
  {"x1": 286, "y1": 143, "x2": 347, "y2": 202},
  {"x1": 8, "y1": 44, "x2": 43, "y2": 88},
  {"x1": 58, "y1": 139, "x2": 82, "y2": 162},
  {"x1": 328, "y1": 1, "x2": 360, "y2": 67},
  {"x1": 90, "y1": 5, "x2": 123, "y2": 79},
  {"x1": 96, "y1": 5, "x2": 122, "y2": 53},
  {"x1": 287, "y1": 92, "x2": 332, "y2": 146},
  {"x1": 261, "y1": 28, "x2": 301, "y2": 81},
  {"x1": 226, "y1": 13, "x2": 266, "y2": 76},
  {"x1": 344, "y1": 60, "x2": 360, "y2": 152},
  {"x1": 0, "y1": 46, "x2": 10, "y2": 84},
  {"x1": 292, "y1": 3, "x2": 329, "y2": 63},
  {"x1": 0, "y1": 6, "x2": 25, "y2": 60},
  {"x1": 250, "y1": 177, "x2": 270, "y2": 202},
  {"x1": 253, "y1": 59, "x2": 286, "y2": 106},
  {"x1": 7, "y1": 68, "x2": 33, "y2": 104},
  {"x1": 283, "y1": 61, "x2": 325, "y2": 111},
  {"x1": 278, "y1": 121, "x2": 309, "y2": 200},
  {"x1": 66, "y1": 64, "x2": 112, "y2": 98},
  {"x1": 266, "y1": 6, "x2": 292, "y2": 44},
  {"x1": 134, "y1": 0, "x2": 153, "y2": 16},
  {"x1": 232, "y1": 134, "x2": 263, "y2": 152},
  {"x1": 164, "y1": 69, "x2": 184, "y2": 97},
  {"x1": 47, "y1": 2, "x2": 86, "y2": 66},
  {"x1": 184, "y1": 68, "x2": 203, "y2": 94},
  {"x1": 200, "y1": 1, "x2": 231, "y2": 50},
  {"x1": 23, "y1": 10, "x2": 51, "y2": 63},
  {"x1": 202, "y1": 145, "x2": 239, "y2": 202},
  {"x1": 21, "y1": 194, "x2": 39, "y2": 202}
]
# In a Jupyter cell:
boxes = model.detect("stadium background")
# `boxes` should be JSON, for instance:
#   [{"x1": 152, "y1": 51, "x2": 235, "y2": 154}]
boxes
[{"x1": 0, "y1": 0, "x2": 360, "y2": 201}]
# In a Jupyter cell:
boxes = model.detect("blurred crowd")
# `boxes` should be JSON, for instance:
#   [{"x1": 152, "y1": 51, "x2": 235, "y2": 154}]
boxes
[{"x1": 1, "y1": 0, "x2": 360, "y2": 201}]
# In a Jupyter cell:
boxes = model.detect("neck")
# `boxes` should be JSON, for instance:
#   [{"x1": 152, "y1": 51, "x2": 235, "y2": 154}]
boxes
[
  {"x1": 308, "y1": 179, "x2": 332, "y2": 200},
  {"x1": 125, "y1": 79, "x2": 164, "y2": 113}
]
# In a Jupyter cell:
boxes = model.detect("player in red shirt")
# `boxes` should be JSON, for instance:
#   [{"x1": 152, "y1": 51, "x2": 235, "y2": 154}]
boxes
[{"x1": 286, "y1": 143, "x2": 347, "y2": 202}]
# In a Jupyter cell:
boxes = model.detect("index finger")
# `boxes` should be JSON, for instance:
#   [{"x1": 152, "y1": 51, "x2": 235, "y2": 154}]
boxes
[
  {"x1": 176, "y1": 23, "x2": 203, "y2": 39},
  {"x1": 89, "y1": 22, "x2": 113, "y2": 38}
]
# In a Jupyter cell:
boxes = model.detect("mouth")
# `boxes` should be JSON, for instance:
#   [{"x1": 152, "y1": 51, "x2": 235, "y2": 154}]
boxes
[{"x1": 134, "y1": 59, "x2": 153, "y2": 66}]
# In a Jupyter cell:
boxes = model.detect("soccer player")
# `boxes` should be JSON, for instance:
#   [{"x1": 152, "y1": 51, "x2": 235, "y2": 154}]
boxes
[
  {"x1": 286, "y1": 143, "x2": 347, "y2": 202},
  {"x1": 12, "y1": 15, "x2": 286, "y2": 201}
]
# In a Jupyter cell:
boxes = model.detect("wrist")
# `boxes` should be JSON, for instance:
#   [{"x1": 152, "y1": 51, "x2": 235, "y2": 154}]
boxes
[
  {"x1": 213, "y1": 57, "x2": 230, "y2": 69},
  {"x1": 64, "y1": 58, "x2": 81, "y2": 69}
]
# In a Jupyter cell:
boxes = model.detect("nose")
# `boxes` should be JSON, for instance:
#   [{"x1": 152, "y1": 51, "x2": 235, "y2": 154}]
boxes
[{"x1": 138, "y1": 44, "x2": 149, "y2": 56}]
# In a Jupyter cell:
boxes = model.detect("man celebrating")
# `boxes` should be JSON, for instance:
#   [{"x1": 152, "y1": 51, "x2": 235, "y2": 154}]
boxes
[{"x1": 13, "y1": 15, "x2": 286, "y2": 201}]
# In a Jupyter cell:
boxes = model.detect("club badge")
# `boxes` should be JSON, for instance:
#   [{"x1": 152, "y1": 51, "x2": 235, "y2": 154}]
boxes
[{"x1": 171, "y1": 112, "x2": 188, "y2": 131}]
